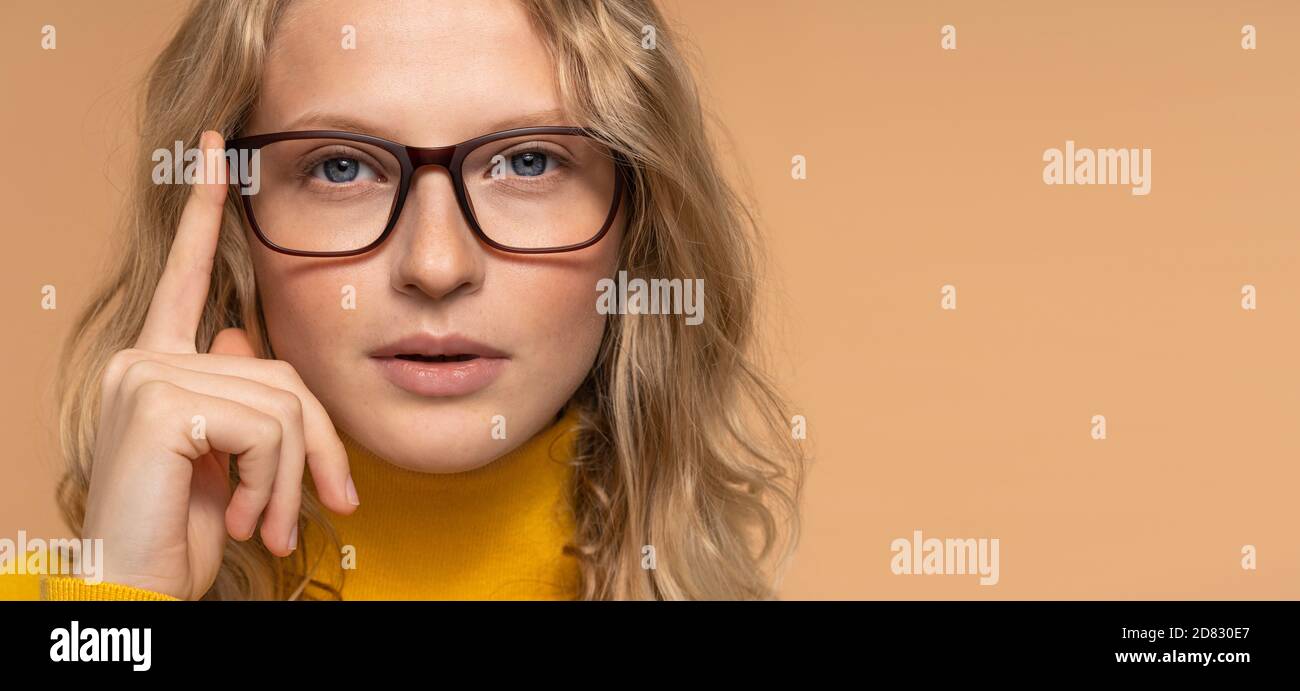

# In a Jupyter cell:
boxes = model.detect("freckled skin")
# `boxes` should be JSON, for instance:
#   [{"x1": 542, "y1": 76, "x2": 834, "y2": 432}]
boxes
[{"x1": 244, "y1": 0, "x2": 622, "y2": 472}]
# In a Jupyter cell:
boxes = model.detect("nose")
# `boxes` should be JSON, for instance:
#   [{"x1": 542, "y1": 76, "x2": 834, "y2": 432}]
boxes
[{"x1": 387, "y1": 166, "x2": 485, "y2": 301}]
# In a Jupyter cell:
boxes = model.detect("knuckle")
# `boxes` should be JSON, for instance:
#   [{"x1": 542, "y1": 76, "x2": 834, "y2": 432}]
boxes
[
  {"x1": 272, "y1": 390, "x2": 304, "y2": 426},
  {"x1": 101, "y1": 349, "x2": 142, "y2": 398},
  {"x1": 255, "y1": 410, "x2": 284, "y2": 445},
  {"x1": 119, "y1": 358, "x2": 163, "y2": 396},
  {"x1": 269, "y1": 359, "x2": 303, "y2": 386},
  {"x1": 131, "y1": 380, "x2": 181, "y2": 423}
]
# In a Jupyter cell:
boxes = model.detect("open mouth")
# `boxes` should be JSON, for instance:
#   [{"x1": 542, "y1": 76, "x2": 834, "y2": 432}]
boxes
[
  {"x1": 370, "y1": 333, "x2": 507, "y2": 396},
  {"x1": 374, "y1": 342, "x2": 506, "y2": 397},
  {"x1": 392, "y1": 353, "x2": 479, "y2": 363}
]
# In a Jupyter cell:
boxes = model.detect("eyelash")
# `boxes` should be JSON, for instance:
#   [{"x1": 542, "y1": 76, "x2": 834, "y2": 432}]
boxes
[
  {"x1": 295, "y1": 148, "x2": 388, "y2": 184},
  {"x1": 290, "y1": 142, "x2": 575, "y2": 184},
  {"x1": 487, "y1": 144, "x2": 573, "y2": 178}
]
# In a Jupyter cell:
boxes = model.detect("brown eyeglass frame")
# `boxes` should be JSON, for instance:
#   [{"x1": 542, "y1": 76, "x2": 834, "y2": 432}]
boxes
[{"x1": 226, "y1": 126, "x2": 629, "y2": 258}]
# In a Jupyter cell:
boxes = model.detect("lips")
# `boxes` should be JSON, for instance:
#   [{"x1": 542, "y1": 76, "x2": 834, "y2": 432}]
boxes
[
  {"x1": 370, "y1": 334, "x2": 507, "y2": 360},
  {"x1": 369, "y1": 334, "x2": 507, "y2": 397},
  {"x1": 393, "y1": 353, "x2": 478, "y2": 363}
]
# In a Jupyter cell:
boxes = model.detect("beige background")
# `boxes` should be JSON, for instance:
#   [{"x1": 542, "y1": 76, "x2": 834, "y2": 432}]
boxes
[{"x1": 2, "y1": 0, "x2": 1297, "y2": 598}]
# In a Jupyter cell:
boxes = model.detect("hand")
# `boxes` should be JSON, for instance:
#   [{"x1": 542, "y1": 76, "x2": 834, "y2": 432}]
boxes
[{"x1": 80, "y1": 131, "x2": 359, "y2": 600}]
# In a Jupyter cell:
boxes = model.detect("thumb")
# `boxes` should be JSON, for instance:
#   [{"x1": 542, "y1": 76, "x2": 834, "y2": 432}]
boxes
[{"x1": 208, "y1": 327, "x2": 258, "y2": 357}]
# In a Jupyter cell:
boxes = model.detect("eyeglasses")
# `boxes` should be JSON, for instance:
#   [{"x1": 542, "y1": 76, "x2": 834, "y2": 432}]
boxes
[{"x1": 226, "y1": 126, "x2": 627, "y2": 257}]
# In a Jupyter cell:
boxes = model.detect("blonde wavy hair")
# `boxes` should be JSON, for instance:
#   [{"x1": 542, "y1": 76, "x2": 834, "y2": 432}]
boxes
[{"x1": 56, "y1": 0, "x2": 806, "y2": 600}]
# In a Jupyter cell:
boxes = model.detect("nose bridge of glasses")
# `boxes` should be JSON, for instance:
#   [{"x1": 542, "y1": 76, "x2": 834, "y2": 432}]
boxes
[{"x1": 406, "y1": 145, "x2": 457, "y2": 171}]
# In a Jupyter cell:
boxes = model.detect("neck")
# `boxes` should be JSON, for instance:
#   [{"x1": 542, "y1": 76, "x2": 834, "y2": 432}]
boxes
[{"x1": 319, "y1": 407, "x2": 582, "y2": 599}]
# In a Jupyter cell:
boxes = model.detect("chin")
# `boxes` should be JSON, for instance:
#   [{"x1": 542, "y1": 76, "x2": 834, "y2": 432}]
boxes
[
  {"x1": 341, "y1": 403, "x2": 549, "y2": 474},
  {"x1": 384, "y1": 442, "x2": 511, "y2": 474}
]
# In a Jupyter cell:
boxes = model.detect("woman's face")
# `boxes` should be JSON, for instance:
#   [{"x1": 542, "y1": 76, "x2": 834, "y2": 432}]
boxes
[{"x1": 244, "y1": 0, "x2": 621, "y2": 472}]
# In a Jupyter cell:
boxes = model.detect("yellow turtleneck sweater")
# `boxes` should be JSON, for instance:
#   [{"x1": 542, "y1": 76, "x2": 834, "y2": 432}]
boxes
[{"x1": 0, "y1": 408, "x2": 582, "y2": 601}]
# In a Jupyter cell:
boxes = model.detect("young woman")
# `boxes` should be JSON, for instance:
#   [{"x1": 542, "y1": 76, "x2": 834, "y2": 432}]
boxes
[{"x1": 4, "y1": 0, "x2": 803, "y2": 600}]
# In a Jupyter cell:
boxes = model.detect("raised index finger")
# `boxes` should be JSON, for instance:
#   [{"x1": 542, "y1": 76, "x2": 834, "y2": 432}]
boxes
[{"x1": 136, "y1": 130, "x2": 229, "y2": 353}]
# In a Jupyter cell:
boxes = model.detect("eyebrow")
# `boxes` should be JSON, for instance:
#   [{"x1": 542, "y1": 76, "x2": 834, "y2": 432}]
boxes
[{"x1": 278, "y1": 109, "x2": 572, "y2": 143}]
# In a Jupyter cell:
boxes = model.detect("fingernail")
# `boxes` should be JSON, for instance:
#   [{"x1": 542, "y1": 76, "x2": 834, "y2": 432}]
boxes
[
  {"x1": 287, "y1": 525, "x2": 298, "y2": 552},
  {"x1": 346, "y1": 474, "x2": 360, "y2": 506}
]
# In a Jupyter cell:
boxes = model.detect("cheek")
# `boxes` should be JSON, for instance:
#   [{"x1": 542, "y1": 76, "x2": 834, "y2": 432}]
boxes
[
  {"x1": 515, "y1": 264, "x2": 608, "y2": 357},
  {"x1": 249, "y1": 246, "x2": 358, "y2": 364},
  {"x1": 530, "y1": 273, "x2": 604, "y2": 346},
  {"x1": 509, "y1": 230, "x2": 621, "y2": 378}
]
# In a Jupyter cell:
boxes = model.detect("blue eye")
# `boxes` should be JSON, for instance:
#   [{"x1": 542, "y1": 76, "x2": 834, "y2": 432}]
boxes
[
  {"x1": 311, "y1": 157, "x2": 379, "y2": 184},
  {"x1": 320, "y1": 158, "x2": 360, "y2": 183},
  {"x1": 510, "y1": 152, "x2": 549, "y2": 177}
]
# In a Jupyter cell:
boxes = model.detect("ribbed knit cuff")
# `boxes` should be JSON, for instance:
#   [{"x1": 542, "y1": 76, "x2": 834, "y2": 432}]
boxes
[{"x1": 42, "y1": 576, "x2": 181, "y2": 601}]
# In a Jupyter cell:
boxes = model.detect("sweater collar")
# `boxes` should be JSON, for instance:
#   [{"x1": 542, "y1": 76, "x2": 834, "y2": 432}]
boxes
[{"x1": 323, "y1": 406, "x2": 582, "y2": 600}]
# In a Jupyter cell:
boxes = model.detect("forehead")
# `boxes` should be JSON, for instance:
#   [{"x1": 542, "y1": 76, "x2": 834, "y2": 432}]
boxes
[{"x1": 251, "y1": 0, "x2": 561, "y2": 144}]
